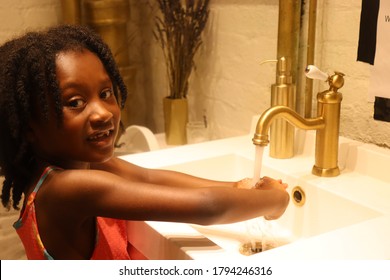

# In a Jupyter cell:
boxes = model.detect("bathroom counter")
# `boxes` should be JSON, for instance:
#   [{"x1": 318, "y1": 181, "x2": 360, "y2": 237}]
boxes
[{"x1": 122, "y1": 131, "x2": 390, "y2": 260}]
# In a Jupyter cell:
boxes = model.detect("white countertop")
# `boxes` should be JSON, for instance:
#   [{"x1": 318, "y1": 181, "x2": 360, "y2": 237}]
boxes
[{"x1": 122, "y1": 131, "x2": 390, "y2": 260}]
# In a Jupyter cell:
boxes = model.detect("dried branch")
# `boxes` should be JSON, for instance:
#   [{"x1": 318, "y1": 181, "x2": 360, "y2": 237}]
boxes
[{"x1": 154, "y1": 0, "x2": 210, "y2": 99}]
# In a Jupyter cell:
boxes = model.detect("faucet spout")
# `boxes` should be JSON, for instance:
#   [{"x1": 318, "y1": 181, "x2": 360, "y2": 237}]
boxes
[{"x1": 252, "y1": 105, "x2": 325, "y2": 146}]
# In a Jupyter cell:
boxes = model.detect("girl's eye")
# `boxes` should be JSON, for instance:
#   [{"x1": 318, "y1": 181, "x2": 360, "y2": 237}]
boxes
[
  {"x1": 67, "y1": 98, "x2": 85, "y2": 108},
  {"x1": 100, "y1": 89, "x2": 114, "y2": 100}
]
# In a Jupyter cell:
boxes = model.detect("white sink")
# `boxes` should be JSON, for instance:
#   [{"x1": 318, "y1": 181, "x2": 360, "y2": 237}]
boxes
[
  {"x1": 163, "y1": 154, "x2": 381, "y2": 256},
  {"x1": 124, "y1": 131, "x2": 390, "y2": 259}
]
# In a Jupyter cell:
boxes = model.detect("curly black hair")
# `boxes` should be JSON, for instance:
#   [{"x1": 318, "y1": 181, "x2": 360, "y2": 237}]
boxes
[{"x1": 0, "y1": 24, "x2": 128, "y2": 210}]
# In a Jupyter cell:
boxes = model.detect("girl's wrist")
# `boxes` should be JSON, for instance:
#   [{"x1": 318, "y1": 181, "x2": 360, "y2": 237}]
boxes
[{"x1": 235, "y1": 178, "x2": 253, "y2": 189}]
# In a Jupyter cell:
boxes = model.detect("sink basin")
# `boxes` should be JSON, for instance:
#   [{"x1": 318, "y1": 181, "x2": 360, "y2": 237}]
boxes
[
  {"x1": 124, "y1": 132, "x2": 390, "y2": 259},
  {"x1": 163, "y1": 154, "x2": 382, "y2": 256}
]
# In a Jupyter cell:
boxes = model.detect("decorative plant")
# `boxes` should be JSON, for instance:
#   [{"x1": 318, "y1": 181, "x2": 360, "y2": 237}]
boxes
[{"x1": 154, "y1": 0, "x2": 210, "y2": 99}]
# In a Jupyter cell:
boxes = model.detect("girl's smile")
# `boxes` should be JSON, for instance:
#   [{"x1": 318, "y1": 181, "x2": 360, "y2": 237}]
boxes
[{"x1": 29, "y1": 49, "x2": 121, "y2": 169}]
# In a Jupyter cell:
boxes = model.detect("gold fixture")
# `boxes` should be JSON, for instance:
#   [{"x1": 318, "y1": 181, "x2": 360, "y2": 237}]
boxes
[
  {"x1": 304, "y1": 0, "x2": 318, "y2": 118},
  {"x1": 269, "y1": 57, "x2": 296, "y2": 158},
  {"x1": 60, "y1": 0, "x2": 82, "y2": 24},
  {"x1": 277, "y1": 0, "x2": 301, "y2": 85},
  {"x1": 277, "y1": 0, "x2": 319, "y2": 117},
  {"x1": 291, "y1": 186, "x2": 306, "y2": 206},
  {"x1": 83, "y1": 0, "x2": 131, "y2": 67},
  {"x1": 253, "y1": 69, "x2": 344, "y2": 177}
]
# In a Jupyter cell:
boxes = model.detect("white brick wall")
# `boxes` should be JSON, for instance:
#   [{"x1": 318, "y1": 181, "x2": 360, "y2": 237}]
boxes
[
  {"x1": 317, "y1": 0, "x2": 390, "y2": 147},
  {"x1": 141, "y1": 0, "x2": 279, "y2": 138},
  {"x1": 139, "y1": 0, "x2": 390, "y2": 146}
]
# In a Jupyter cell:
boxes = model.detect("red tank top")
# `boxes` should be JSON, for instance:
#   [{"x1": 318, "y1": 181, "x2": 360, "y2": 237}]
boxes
[{"x1": 14, "y1": 166, "x2": 146, "y2": 260}]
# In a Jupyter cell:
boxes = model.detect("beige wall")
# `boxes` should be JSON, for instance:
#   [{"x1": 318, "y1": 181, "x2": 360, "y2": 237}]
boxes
[
  {"x1": 132, "y1": 0, "x2": 390, "y2": 146},
  {"x1": 0, "y1": 0, "x2": 389, "y2": 259}
]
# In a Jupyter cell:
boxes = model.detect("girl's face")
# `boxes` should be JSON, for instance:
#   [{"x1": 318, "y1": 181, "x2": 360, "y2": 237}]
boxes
[{"x1": 29, "y1": 49, "x2": 121, "y2": 169}]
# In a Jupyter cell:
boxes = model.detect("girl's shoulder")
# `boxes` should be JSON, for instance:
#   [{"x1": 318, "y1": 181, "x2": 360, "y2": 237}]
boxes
[
  {"x1": 34, "y1": 167, "x2": 129, "y2": 223},
  {"x1": 43, "y1": 167, "x2": 121, "y2": 197},
  {"x1": 35, "y1": 158, "x2": 146, "y2": 221}
]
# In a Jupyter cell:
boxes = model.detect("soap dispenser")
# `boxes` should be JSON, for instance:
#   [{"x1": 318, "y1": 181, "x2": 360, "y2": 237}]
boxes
[{"x1": 269, "y1": 56, "x2": 296, "y2": 158}]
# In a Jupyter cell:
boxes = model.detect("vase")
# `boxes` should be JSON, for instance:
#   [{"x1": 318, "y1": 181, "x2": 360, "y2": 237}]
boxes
[{"x1": 163, "y1": 97, "x2": 188, "y2": 145}]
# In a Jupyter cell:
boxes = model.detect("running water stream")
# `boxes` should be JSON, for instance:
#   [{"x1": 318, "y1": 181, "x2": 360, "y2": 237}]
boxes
[
  {"x1": 242, "y1": 145, "x2": 294, "y2": 254},
  {"x1": 252, "y1": 145, "x2": 264, "y2": 186},
  {"x1": 246, "y1": 145, "x2": 271, "y2": 252}
]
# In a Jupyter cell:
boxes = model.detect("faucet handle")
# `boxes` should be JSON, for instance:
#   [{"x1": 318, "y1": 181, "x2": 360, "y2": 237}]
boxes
[{"x1": 305, "y1": 65, "x2": 328, "y2": 81}]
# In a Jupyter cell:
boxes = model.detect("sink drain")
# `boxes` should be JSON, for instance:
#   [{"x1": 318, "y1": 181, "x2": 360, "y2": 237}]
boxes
[
  {"x1": 239, "y1": 241, "x2": 277, "y2": 256},
  {"x1": 291, "y1": 186, "x2": 306, "y2": 206},
  {"x1": 239, "y1": 242, "x2": 263, "y2": 256}
]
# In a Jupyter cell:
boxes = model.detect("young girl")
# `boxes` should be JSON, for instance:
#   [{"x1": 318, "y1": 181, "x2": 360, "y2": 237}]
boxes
[{"x1": 0, "y1": 24, "x2": 289, "y2": 260}]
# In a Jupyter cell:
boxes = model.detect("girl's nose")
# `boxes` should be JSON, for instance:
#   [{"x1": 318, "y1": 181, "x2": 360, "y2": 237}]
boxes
[{"x1": 89, "y1": 102, "x2": 113, "y2": 124}]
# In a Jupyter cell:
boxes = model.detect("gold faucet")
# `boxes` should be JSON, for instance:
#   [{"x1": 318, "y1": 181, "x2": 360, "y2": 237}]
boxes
[{"x1": 253, "y1": 69, "x2": 345, "y2": 177}]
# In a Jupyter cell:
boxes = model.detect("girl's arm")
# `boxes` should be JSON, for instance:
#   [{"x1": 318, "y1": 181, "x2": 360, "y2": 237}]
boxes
[
  {"x1": 43, "y1": 167, "x2": 289, "y2": 226},
  {"x1": 93, "y1": 157, "x2": 242, "y2": 188}
]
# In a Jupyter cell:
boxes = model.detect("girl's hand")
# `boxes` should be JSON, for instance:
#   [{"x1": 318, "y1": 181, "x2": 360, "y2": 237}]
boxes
[
  {"x1": 232, "y1": 176, "x2": 290, "y2": 221},
  {"x1": 235, "y1": 176, "x2": 288, "y2": 190},
  {"x1": 254, "y1": 176, "x2": 288, "y2": 191},
  {"x1": 243, "y1": 176, "x2": 289, "y2": 220},
  {"x1": 255, "y1": 176, "x2": 289, "y2": 220}
]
